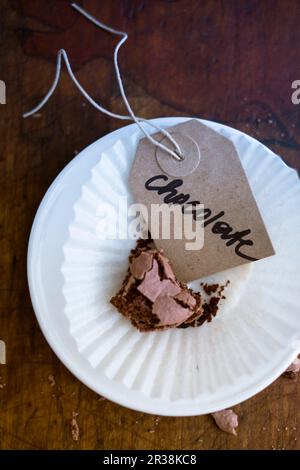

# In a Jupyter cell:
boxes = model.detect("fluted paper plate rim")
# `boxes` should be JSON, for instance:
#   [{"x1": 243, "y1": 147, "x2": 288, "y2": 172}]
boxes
[{"x1": 27, "y1": 117, "x2": 300, "y2": 416}]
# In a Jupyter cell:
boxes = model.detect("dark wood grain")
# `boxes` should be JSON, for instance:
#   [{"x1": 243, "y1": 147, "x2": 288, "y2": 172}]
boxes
[{"x1": 0, "y1": 0, "x2": 299, "y2": 450}]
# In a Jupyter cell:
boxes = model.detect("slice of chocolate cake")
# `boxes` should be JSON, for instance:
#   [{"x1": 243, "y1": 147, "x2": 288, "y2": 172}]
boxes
[{"x1": 110, "y1": 239, "x2": 203, "y2": 332}]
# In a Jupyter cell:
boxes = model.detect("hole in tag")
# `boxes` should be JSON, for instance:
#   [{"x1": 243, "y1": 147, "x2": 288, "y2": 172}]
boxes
[
  {"x1": 156, "y1": 132, "x2": 200, "y2": 177},
  {"x1": 174, "y1": 149, "x2": 185, "y2": 161}
]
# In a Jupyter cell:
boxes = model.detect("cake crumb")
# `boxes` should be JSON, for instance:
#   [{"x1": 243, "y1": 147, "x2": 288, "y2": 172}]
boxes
[
  {"x1": 198, "y1": 280, "x2": 230, "y2": 324},
  {"x1": 71, "y1": 413, "x2": 80, "y2": 441},
  {"x1": 202, "y1": 283, "x2": 219, "y2": 295},
  {"x1": 212, "y1": 409, "x2": 238, "y2": 436},
  {"x1": 48, "y1": 375, "x2": 56, "y2": 387},
  {"x1": 203, "y1": 296, "x2": 220, "y2": 321},
  {"x1": 283, "y1": 356, "x2": 300, "y2": 379}
]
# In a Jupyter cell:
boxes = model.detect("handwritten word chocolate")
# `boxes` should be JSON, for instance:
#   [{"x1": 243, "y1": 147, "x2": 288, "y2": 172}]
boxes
[
  {"x1": 145, "y1": 175, "x2": 257, "y2": 261},
  {"x1": 130, "y1": 120, "x2": 274, "y2": 282}
]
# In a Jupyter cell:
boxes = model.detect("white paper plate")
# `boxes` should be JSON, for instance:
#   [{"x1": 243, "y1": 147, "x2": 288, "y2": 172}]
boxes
[{"x1": 28, "y1": 117, "x2": 300, "y2": 416}]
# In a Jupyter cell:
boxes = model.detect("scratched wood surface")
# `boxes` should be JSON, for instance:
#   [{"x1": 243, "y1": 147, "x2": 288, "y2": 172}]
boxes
[{"x1": 0, "y1": 0, "x2": 299, "y2": 450}]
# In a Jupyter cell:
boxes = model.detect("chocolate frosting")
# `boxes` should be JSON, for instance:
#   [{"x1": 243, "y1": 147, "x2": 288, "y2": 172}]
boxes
[
  {"x1": 174, "y1": 291, "x2": 196, "y2": 308},
  {"x1": 153, "y1": 295, "x2": 192, "y2": 326},
  {"x1": 130, "y1": 251, "x2": 153, "y2": 279},
  {"x1": 158, "y1": 253, "x2": 176, "y2": 281},
  {"x1": 137, "y1": 259, "x2": 181, "y2": 303}
]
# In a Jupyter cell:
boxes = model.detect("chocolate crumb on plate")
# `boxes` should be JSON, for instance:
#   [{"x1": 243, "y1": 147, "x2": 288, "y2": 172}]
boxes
[
  {"x1": 202, "y1": 283, "x2": 219, "y2": 295},
  {"x1": 111, "y1": 239, "x2": 204, "y2": 332},
  {"x1": 111, "y1": 238, "x2": 230, "y2": 332},
  {"x1": 282, "y1": 356, "x2": 300, "y2": 379}
]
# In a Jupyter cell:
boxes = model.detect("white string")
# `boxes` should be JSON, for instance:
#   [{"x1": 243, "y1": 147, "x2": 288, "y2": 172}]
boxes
[{"x1": 23, "y1": 2, "x2": 183, "y2": 161}]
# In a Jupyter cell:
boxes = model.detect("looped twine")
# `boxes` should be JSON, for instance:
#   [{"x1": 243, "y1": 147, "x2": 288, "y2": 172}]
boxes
[{"x1": 23, "y1": 2, "x2": 184, "y2": 162}]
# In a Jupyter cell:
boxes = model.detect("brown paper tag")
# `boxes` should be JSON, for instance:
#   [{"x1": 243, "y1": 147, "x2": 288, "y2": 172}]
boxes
[{"x1": 129, "y1": 119, "x2": 275, "y2": 282}]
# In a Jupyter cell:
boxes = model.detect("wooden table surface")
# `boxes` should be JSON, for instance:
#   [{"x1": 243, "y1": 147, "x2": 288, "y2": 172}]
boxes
[{"x1": 0, "y1": 0, "x2": 300, "y2": 450}]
